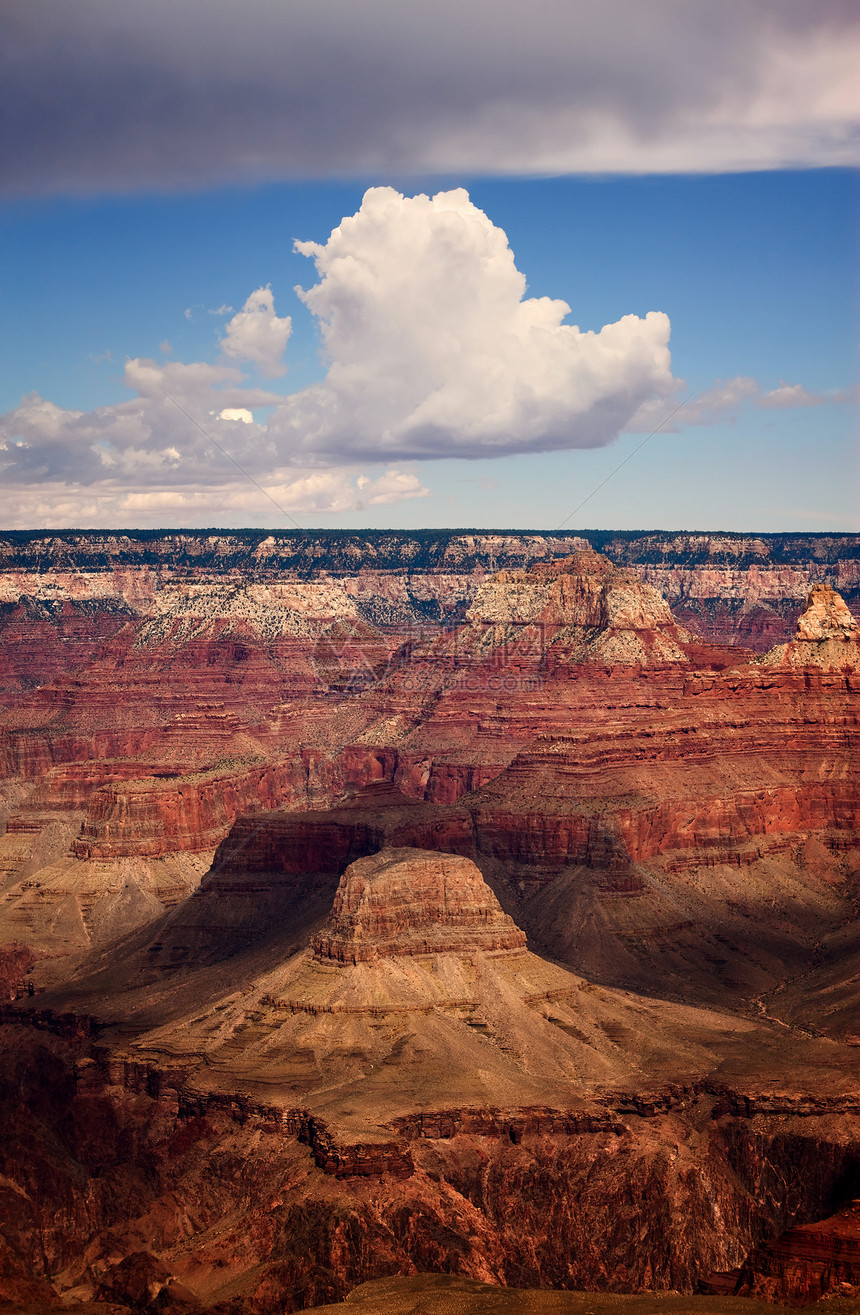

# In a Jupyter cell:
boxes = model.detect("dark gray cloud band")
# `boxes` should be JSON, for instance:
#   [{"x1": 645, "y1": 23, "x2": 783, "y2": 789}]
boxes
[{"x1": 3, "y1": 0, "x2": 858, "y2": 197}]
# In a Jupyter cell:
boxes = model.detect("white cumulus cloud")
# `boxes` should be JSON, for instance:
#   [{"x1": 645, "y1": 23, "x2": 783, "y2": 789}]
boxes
[
  {"x1": 268, "y1": 187, "x2": 674, "y2": 461},
  {"x1": 219, "y1": 408, "x2": 255, "y2": 424},
  {"x1": 0, "y1": 333, "x2": 430, "y2": 527},
  {"x1": 2, "y1": 184, "x2": 849, "y2": 529},
  {"x1": 220, "y1": 286, "x2": 292, "y2": 378}
]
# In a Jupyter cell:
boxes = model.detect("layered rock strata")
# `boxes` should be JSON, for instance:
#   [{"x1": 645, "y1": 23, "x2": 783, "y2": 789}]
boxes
[
  {"x1": 0, "y1": 539, "x2": 857, "y2": 1311},
  {"x1": 764, "y1": 583, "x2": 860, "y2": 670},
  {"x1": 463, "y1": 549, "x2": 697, "y2": 665},
  {"x1": 736, "y1": 1199, "x2": 860, "y2": 1304},
  {"x1": 312, "y1": 849, "x2": 526, "y2": 962},
  {"x1": 1, "y1": 898, "x2": 858, "y2": 1310},
  {"x1": 1, "y1": 530, "x2": 857, "y2": 651}
]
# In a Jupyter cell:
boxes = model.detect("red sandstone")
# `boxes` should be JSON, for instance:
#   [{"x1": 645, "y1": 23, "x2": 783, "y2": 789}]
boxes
[{"x1": 311, "y1": 848, "x2": 526, "y2": 962}]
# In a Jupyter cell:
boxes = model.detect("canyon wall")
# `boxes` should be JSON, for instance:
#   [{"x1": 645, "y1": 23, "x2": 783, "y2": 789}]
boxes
[
  {"x1": 0, "y1": 1025, "x2": 857, "y2": 1312},
  {"x1": 2, "y1": 529, "x2": 858, "y2": 648},
  {"x1": 0, "y1": 541, "x2": 857, "y2": 1311}
]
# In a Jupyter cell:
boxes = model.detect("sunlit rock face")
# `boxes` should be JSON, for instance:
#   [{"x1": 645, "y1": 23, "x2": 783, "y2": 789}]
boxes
[
  {"x1": 466, "y1": 549, "x2": 694, "y2": 665},
  {"x1": 763, "y1": 583, "x2": 860, "y2": 670},
  {"x1": 312, "y1": 847, "x2": 527, "y2": 962}
]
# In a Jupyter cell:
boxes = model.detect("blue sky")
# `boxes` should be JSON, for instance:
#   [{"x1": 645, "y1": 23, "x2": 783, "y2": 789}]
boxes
[{"x1": 1, "y1": 2, "x2": 857, "y2": 531}]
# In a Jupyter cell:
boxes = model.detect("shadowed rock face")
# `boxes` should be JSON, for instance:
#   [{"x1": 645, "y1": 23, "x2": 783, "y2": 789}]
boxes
[
  {"x1": 312, "y1": 848, "x2": 527, "y2": 963},
  {"x1": 0, "y1": 942, "x2": 34, "y2": 1000},
  {"x1": 0, "y1": 1022, "x2": 857, "y2": 1313}
]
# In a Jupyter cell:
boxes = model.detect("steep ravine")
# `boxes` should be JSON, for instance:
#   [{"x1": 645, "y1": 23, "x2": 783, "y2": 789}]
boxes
[{"x1": 0, "y1": 1022, "x2": 857, "y2": 1312}]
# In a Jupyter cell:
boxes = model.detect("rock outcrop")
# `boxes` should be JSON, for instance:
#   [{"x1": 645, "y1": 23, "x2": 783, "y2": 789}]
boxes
[
  {"x1": 734, "y1": 1199, "x2": 860, "y2": 1305},
  {"x1": 465, "y1": 550, "x2": 696, "y2": 665},
  {"x1": 312, "y1": 848, "x2": 526, "y2": 962},
  {"x1": 0, "y1": 941, "x2": 34, "y2": 1000},
  {"x1": 71, "y1": 756, "x2": 311, "y2": 859},
  {"x1": 764, "y1": 584, "x2": 860, "y2": 670}
]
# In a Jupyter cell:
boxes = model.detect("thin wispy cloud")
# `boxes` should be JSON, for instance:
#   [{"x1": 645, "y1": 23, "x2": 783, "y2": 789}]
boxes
[
  {"x1": 628, "y1": 377, "x2": 858, "y2": 430},
  {"x1": 2, "y1": 1, "x2": 857, "y2": 198},
  {"x1": 2, "y1": 471, "x2": 429, "y2": 531},
  {"x1": 758, "y1": 382, "x2": 857, "y2": 409}
]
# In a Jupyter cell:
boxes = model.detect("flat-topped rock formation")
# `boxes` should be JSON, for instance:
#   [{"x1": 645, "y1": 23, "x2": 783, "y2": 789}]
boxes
[
  {"x1": 5, "y1": 571, "x2": 852, "y2": 1004},
  {"x1": 0, "y1": 556, "x2": 856, "y2": 1022},
  {"x1": 96, "y1": 786, "x2": 479, "y2": 979},
  {"x1": 312, "y1": 848, "x2": 526, "y2": 962},
  {"x1": 3, "y1": 827, "x2": 859, "y2": 1311},
  {"x1": 25, "y1": 834, "x2": 860, "y2": 1134}
]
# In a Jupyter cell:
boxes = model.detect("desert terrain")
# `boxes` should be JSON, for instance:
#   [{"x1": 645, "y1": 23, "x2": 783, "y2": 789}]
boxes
[{"x1": 0, "y1": 531, "x2": 857, "y2": 1312}]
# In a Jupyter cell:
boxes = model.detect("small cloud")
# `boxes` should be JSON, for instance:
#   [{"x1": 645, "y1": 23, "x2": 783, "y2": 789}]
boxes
[
  {"x1": 88, "y1": 349, "x2": 112, "y2": 364},
  {"x1": 362, "y1": 469, "x2": 430, "y2": 505},
  {"x1": 183, "y1": 307, "x2": 193, "y2": 320},
  {"x1": 219, "y1": 407, "x2": 254, "y2": 424},
  {"x1": 758, "y1": 382, "x2": 822, "y2": 408},
  {"x1": 160, "y1": 340, "x2": 173, "y2": 356},
  {"x1": 758, "y1": 382, "x2": 857, "y2": 409},
  {"x1": 208, "y1": 304, "x2": 234, "y2": 316},
  {"x1": 124, "y1": 356, "x2": 247, "y2": 398},
  {"x1": 220, "y1": 286, "x2": 292, "y2": 378}
]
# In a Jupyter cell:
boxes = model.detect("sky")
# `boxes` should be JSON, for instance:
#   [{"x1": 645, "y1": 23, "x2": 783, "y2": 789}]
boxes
[{"x1": 1, "y1": 0, "x2": 858, "y2": 533}]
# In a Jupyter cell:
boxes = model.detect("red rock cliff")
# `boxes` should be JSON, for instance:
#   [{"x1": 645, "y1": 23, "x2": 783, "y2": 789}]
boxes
[{"x1": 311, "y1": 847, "x2": 526, "y2": 963}]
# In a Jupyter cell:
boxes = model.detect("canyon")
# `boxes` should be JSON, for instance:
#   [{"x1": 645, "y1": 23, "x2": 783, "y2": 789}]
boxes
[{"x1": 0, "y1": 532, "x2": 857, "y2": 1313}]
